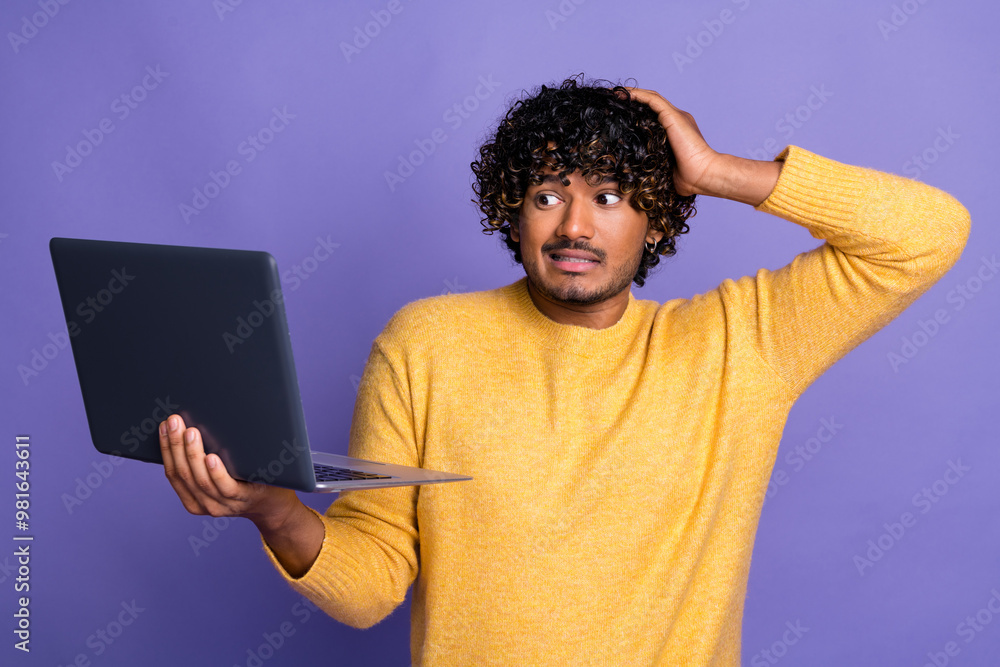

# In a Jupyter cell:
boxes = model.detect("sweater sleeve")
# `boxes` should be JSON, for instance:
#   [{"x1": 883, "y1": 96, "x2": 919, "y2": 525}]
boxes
[
  {"x1": 260, "y1": 339, "x2": 420, "y2": 629},
  {"x1": 723, "y1": 145, "x2": 971, "y2": 395}
]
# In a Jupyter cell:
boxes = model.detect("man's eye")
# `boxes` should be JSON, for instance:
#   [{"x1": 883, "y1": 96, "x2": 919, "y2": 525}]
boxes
[
  {"x1": 536, "y1": 194, "x2": 560, "y2": 206},
  {"x1": 596, "y1": 193, "x2": 622, "y2": 205}
]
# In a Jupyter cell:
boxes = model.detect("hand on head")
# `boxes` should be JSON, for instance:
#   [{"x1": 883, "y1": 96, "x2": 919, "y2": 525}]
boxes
[{"x1": 625, "y1": 87, "x2": 722, "y2": 198}]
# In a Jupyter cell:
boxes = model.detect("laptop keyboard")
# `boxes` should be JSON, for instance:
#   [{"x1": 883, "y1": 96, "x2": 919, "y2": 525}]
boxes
[{"x1": 313, "y1": 463, "x2": 393, "y2": 482}]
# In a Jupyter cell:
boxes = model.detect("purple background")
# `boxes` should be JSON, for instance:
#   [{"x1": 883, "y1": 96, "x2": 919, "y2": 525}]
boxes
[{"x1": 2, "y1": 1, "x2": 998, "y2": 665}]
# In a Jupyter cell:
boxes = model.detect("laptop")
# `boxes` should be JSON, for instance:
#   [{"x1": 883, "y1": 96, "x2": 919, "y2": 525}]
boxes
[{"x1": 49, "y1": 237, "x2": 472, "y2": 493}]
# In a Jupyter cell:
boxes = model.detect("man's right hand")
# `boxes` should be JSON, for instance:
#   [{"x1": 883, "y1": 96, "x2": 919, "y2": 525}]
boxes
[
  {"x1": 159, "y1": 413, "x2": 295, "y2": 523},
  {"x1": 159, "y1": 413, "x2": 324, "y2": 577},
  {"x1": 626, "y1": 87, "x2": 782, "y2": 207}
]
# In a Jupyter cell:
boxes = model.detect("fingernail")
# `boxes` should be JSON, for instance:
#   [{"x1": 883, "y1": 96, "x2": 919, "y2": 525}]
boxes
[
  {"x1": 159, "y1": 422, "x2": 166, "y2": 436},
  {"x1": 168, "y1": 416, "x2": 178, "y2": 432},
  {"x1": 184, "y1": 429, "x2": 195, "y2": 445},
  {"x1": 206, "y1": 455, "x2": 216, "y2": 469}
]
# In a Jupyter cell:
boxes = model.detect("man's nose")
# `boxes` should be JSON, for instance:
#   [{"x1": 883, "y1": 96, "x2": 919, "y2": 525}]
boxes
[{"x1": 557, "y1": 197, "x2": 594, "y2": 240}]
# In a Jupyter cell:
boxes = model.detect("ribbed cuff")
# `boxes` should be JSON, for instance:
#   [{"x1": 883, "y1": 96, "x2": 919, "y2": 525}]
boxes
[
  {"x1": 258, "y1": 504, "x2": 394, "y2": 629},
  {"x1": 754, "y1": 145, "x2": 869, "y2": 232}
]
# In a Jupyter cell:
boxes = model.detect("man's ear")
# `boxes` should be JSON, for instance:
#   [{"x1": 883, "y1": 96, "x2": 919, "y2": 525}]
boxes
[
  {"x1": 646, "y1": 226, "x2": 665, "y2": 247},
  {"x1": 510, "y1": 217, "x2": 520, "y2": 243}
]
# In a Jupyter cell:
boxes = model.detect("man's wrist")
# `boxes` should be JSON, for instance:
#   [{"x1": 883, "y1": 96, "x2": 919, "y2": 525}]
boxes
[
  {"x1": 246, "y1": 489, "x2": 303, "y2": 535},
  {"x1": 251, "y1": 495, "x2": 325, "y2": 579},
  {"x1": 699, "y1": 153, "x2": 782, "y2": 207}
]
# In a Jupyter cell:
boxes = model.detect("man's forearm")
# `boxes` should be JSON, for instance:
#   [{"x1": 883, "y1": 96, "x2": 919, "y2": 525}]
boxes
[
  {"x1": 699, "y1": 153, "x2": 783, "y2": 207},
  {"x1": 251, "y1": 499, "x2": 325, "y2": 578}
]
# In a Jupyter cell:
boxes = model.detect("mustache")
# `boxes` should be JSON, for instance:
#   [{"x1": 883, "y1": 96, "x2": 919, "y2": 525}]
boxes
[{"x1": 541, "y1": 241, "x2": 606, "y2": 261}]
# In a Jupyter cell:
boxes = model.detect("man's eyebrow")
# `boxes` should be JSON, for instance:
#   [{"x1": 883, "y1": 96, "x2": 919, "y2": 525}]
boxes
[{"x1": 535, "y1": 173, "x2": 618, "y2": 185}]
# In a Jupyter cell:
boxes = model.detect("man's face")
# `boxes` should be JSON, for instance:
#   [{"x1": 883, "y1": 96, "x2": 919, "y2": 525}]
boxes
[{"x1": 511, "y1": 167, "x2": 660, "y2": 307}]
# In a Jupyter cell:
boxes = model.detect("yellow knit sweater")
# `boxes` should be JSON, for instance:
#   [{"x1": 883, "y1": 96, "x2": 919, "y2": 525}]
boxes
[{"x1": 263, "y1": 146, "x2": 970, "y2": 665}]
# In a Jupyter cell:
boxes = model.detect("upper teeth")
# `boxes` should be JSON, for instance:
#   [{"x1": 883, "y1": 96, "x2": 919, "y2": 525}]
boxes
[{"x1": 558, "y1": 256, "x2": 594, "y2": 262}]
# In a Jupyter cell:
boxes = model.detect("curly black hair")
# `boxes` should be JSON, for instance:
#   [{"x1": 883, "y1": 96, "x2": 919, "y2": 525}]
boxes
[{"x1": 471, "y1": 74, "x2": 697, "y2": 287}]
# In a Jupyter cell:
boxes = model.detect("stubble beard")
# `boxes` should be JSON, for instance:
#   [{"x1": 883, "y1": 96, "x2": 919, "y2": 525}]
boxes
[{"x1": 523, "y1": 246, "x2": 644, "y2": 306}]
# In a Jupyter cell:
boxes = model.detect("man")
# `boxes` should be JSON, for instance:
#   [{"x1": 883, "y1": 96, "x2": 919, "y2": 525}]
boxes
[{"x1": 160, "y1": 77, "x2": 970, "y2": 665}]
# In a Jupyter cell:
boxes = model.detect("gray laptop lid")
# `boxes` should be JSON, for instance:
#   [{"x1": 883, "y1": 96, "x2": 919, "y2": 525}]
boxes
[{"x1": 50, "y1": 237, "x2": 323, "y2": 492}]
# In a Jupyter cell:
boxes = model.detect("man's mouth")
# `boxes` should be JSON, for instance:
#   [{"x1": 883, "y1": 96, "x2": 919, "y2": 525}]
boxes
[
  {"x1": 548, "y1": 251, "x2": 601, "y2": 272},
  {"x1": 551, "y1": 255, "x2": 598, "y2": 263}
]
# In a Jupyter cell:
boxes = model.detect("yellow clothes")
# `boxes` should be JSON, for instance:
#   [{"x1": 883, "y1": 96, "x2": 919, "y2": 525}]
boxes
[{"x1": 263, "y1": 146, "x2": 970, "y2": 665}]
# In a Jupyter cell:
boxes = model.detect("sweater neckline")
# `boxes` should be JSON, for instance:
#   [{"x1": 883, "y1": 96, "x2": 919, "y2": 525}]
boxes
[{"x1": 504, "y1": 277, "x2": 642, "y2": 354}]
